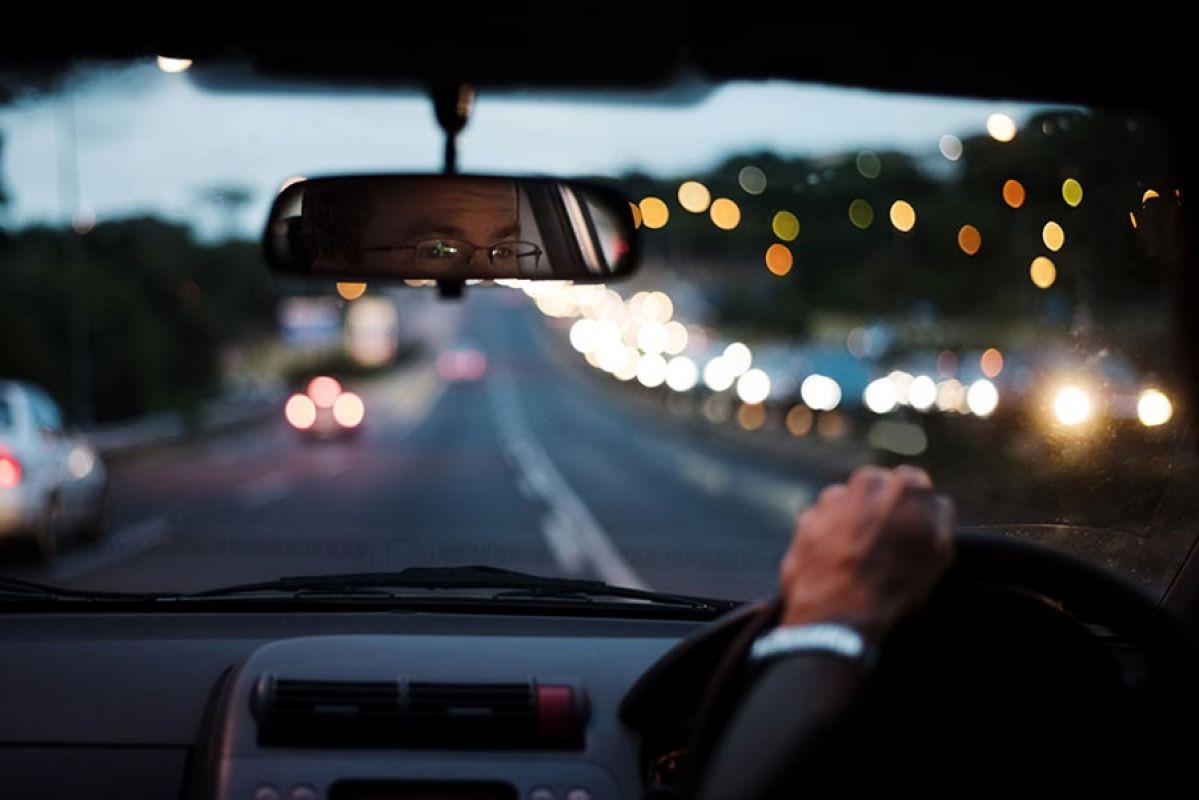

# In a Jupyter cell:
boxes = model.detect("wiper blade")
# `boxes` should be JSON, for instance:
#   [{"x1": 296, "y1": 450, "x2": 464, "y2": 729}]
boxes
[
  {"x1": 0, "y1": 575, "x2": 159, "y2": 602},
  {"x1": 184, "y1": 565, "x2": 738, "y2": 611}
]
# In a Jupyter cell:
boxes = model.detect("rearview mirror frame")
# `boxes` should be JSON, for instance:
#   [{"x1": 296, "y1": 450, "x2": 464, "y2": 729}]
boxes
[{"x1": 262, "y1": 174, "x2": 641, "y2": 284}]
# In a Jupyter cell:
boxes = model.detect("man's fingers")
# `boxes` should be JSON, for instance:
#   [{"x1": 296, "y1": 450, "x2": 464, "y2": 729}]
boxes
[
  {"x1": 893, "y1": 464, "x2": 933, "y2": 490},
  {"x1": 816, "y1": 483, "x2": 848, "y2": 507},
  {"x1": 848, "y1": 465, "x2": 889, "y2": 496}
]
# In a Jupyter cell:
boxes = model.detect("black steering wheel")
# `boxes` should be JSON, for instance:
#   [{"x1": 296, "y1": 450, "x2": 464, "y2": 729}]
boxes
[{"x1": 624, "y1": 531, "x2": 1199, "y2": 797}]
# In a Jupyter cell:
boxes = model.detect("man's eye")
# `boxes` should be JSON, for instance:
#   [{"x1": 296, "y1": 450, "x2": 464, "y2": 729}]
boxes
[
  {"x1": 492, "y1": 246, "x2": 516, "y2": 259},
  {"x1": 419, "y1": 241, "x2": 460, "y2": 259}
]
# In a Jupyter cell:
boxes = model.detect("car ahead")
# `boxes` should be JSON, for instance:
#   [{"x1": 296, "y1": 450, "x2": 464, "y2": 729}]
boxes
[
  {"x1": 0, "y1": 380, "x2": 108, "y2": 557},
  {"x1": 0, "y1": 21, "x2": 1198, "y2": 800},
  {"x1": 285, "y1": 376, "x2": 366, "y2": 440}
]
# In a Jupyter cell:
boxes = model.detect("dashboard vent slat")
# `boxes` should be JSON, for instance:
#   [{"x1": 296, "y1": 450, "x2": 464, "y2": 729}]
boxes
[{"x1": 252, "y1": 675, "x2": 579, "y2": 750}]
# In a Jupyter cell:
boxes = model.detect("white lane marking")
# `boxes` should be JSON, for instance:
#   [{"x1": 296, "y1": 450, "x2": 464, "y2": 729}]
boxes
[
  {"x1": 238, "y1": 469, "x2": 293, "y2": 509},
  {"x1": 674, "y1": 447, "x2": 811, "y2": 522},
  {"x1": 488, "y1": 377, "x2": 650, "y2": 590},
  {"x1": 677, "y1": 452, "x2": 733, "y2": 494},
  {"x1": 539, "y1": 509, "x2": 588, "y2": 575},
  {"x1": 50, "y1": 516, "x2": 171, "y2": 582}
]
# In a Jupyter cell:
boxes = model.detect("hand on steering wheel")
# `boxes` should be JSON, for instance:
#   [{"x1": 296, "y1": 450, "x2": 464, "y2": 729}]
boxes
[
  {"x1": 775, "y1": 464, "x2": 954, "y2": 641},
  {"x1": 671, "y1": 466, "x2": 1199, "y2": 798}
]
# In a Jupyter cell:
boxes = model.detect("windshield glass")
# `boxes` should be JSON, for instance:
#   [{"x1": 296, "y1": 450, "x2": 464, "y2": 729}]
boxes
[{"x1": 0, "y1": 63, "x2": 1192, "y2": 600}]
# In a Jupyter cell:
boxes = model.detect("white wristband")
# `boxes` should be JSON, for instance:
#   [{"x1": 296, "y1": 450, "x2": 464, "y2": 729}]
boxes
[{"x1": 750, "y1": 623, "x2": 872, "y2": 667}]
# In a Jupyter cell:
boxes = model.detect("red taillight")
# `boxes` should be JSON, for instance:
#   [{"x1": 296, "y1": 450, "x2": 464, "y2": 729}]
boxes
[{"x1": 0, "y1": 453, "x2": 20, "y2": 488}]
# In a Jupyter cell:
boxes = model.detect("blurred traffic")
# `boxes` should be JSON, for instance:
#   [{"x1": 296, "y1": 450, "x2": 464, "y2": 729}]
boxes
[{"x1": 0, "y1": 380, "x2": 108, "y2": 557}]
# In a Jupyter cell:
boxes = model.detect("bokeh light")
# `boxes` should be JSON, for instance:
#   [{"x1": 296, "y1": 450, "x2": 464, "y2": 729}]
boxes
[
  {"x1": 1054, "y1": 386, "x2": 1093, "y2": 426},
  {"x1": 1030, "y1": 256, "x2": 1057, "y2": 289},
  {"x1": 71, "y1": 209, "x2": 96, "y2": 235},
  {"x1": 908, "y1": 376, "x2": 937, "y2": 411},
  {"x1": 772, "y1": 211, "x2": 801, "y2": 241},
  {"x1": 570, "y1": 319, "x2": 599, "y2": 353},
  {"x1": 677, "y1": 181, "x2": 712, "y2": 213},
  {"x1": 738, "y1": 166, "x2": 768, "y2": 195},
  {"x1": 636, "y1": 354, "x2": 668, "y2": 388},
  {"x1": 856, "y1": 151, "x2": 882, "y2": 179},
  {"x1": 666, "y1": 356, "x2": 699, "y2": 392},
  {"x1": 736, "y1": 369, "x2": 772, "y2": 405},
  {"x1": 615, "y1": 348, "x2": 640, "y2": 382},
  {"x1": 332, "y1": 392, "x2": 365, "y2": 427},
  {"x1": 801, "y1": 375, "x2": 842, "y2": 411},
  {"x1": 765, "y1": 244, "x2": 794, "y2": 276},
  {"x1": 663, "y1": 321, "x2": 689, "y2": 355},
  {"x1": 987, "y1": 113, "x2": 1017, "y2": 142},
  {"x1": 980, "y1": 348, "x2": 1004, "y2": 378},
  {"x1": 867, "y1": 421, "x2": 928, "y2": 456},
  {"x1": 1062, "y1": 178, "x2": 1084, "y2": 207},
  {"x1": 644, "y1": 292, "x2": 674, "y2": 324},
  {"x1": 637, "y1": 322, "x2": 668, "y2": 355},
  {"x1": 889, "y1": 200, "x2": 916, "y2": 232},
  {"x1": 1042, "y1": 221, "x2": 1065, "y2": 252},
  {"x1": 737, "y1": 403, "x2": 768, "y2": 431},
  {"x1": 703, "y1": 357, "x2": 736, "y2": 392},
  {"x1": 1002, "y1": 179, "x2": 1026, "y2": 209},
  {"x1": 307, "y1": 376, "x2": 342, "y2": 409},
  {"x1": 639, "y1": 197, "x2": 669, "y2": 229},
  {"x1": 630, "y1": 202, "x2": 642, "y2": 229},
  {"x1": 935, "y1": 380, "x2": 966, "y2": 413},
  {"x1": 336, "y1": 282, "x2": 367, "y2": 301},
  {"x1": 156, "y1": 56, "x2": 193, "y2": 73},
  {"x1": 1142, "y1": 189, "x2": 1159, "y2": 203},
  {"x1": 710, "y1": 198, "x2": 742, "y2": 230},
  {"x1": 1137, "y1": 389, "x2": 1173, "y2": 427},
  {"x1": 967, "y1": 380, "x2": 999, "y2": 417},
  {"x1": 863, "y1": 379, "x2": 898, "y2": 414},
  {"x1": 723, "y1": 342, "x2": 753, "y2": 376},
  {"x1": 285, "y1": 394, "x2": 317, "y2": 429},
  {"x1": 936, "y1": 350, "x2": 958, "y2": 376},
  {"x1": 786, "y1": 406, "x2": 814, "y2": 437},
  {"x1": 849, "y1": 199, "x2": 874, "y2": 229},
  {"x1": 939, "y1": 134, "x2": 963, "y2": 161},
  {"x1": 958, "y1": 225, "x2": 982, "y2": 255}
]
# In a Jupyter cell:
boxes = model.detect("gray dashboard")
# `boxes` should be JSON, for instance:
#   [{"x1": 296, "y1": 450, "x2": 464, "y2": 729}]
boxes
[{"x1": 0, "y1": 611, "x2": 705, "y2": 800}]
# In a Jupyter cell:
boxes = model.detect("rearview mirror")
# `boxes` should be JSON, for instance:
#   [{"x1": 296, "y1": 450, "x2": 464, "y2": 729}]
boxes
[{"x1": 263, "y1": 175, "x2": 639, "y2": 282}]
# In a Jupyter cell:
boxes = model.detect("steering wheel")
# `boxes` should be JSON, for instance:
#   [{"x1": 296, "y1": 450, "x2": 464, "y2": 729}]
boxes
[{"x1": 627, "y1": 531, "x2": 1199, "y2": 797}]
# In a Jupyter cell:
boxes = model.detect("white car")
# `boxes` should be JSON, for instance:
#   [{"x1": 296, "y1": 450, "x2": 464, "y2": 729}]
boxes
[{"x1": 0, "y1": 381, "x2": 109, "y2": 558}]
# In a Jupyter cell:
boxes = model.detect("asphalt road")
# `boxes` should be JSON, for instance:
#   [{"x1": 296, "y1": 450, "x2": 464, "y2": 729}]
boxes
[{"x1": 0, "y1": 292, "x2": 830, "y2": 601}]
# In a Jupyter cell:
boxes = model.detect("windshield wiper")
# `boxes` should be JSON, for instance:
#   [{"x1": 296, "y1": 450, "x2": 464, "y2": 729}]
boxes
[
  {"x1": 182, "y1": 565, "x2": 738, "y2": 612},
  {"x1": 0, "y1": 575, "x2": 162, "y2": 602}
]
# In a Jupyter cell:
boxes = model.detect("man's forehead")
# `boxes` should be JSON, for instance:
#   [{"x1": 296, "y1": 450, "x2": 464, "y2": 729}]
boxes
[{"x1": 389, "y1": 179, "x2": 518, "y2": 213}]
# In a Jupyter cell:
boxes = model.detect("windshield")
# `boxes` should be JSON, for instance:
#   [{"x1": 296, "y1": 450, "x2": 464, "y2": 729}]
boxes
[{"x1": 0, "y1": 63, "x2": 1192, "y2": 601}]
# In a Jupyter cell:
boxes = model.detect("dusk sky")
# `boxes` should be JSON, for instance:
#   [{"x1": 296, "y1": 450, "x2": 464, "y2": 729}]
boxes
[{"x1": 0, "y1": 63, "x2": 1050, "y2": 239}]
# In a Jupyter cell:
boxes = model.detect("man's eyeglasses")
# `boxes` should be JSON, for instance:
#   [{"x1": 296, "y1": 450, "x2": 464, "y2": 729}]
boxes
[{"x1": 360, "y1": 239, "x2": 543, "y2": 271}]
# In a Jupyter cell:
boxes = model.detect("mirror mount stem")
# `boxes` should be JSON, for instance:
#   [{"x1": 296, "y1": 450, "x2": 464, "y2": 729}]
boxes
[
  {"x1": 432, "y1": 81, "x2": 476, "y2": 176},
  {"x1": 431, "y1": 81, "x2": 476, "y2": 301}
]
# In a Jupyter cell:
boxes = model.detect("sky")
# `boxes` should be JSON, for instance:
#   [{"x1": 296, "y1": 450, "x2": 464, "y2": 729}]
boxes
[{"x1": 0, "y1": 62, "x2": 1049, "y2": 240}]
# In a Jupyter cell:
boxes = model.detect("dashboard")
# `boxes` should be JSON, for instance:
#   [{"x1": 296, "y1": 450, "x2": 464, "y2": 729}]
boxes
[
  {"x1": 0, "y1": 608, "x2": 709, "y2": 800},
  {"x1": 0, "y1": 583, "x2": 1190, "y2": 800}
]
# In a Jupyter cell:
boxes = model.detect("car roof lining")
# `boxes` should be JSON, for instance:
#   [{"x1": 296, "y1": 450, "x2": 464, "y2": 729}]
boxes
[{"x1": 0, "y1": 20, "x2": 1188, "y2": 112}]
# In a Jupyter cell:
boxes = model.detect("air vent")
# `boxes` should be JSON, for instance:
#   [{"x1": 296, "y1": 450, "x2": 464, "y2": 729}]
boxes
[{"x1": 252, "y1": 675, "x2": 584, "y2": 749}]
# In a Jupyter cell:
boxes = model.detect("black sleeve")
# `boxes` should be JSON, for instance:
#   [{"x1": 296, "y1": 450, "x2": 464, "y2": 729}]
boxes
[{"x1": 692, "y1": 652, "x2": 866, "y2": 800}]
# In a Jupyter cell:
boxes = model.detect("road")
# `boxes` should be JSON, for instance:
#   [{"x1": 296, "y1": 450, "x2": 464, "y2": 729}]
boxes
[{"x1": 0, "y1": 292, "x2": 831, "y2": 601}]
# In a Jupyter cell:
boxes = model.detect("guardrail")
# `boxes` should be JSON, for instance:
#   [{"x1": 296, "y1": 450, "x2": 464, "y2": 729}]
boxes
[{"x1": 85, "y1": 392, "x2": 283, "y2": 460}]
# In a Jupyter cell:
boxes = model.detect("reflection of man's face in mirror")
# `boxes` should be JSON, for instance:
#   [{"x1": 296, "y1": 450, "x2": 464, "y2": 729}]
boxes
[{"x1": 357, "y1": 178, "x2": 522, "y2": 279}]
